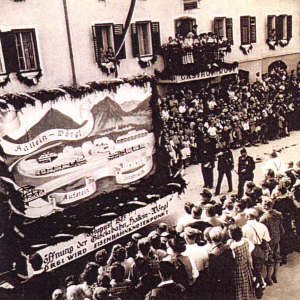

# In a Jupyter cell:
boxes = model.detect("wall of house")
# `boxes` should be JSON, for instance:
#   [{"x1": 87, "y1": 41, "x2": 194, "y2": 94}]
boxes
[
  {"x1": 0, "y1": 0, "x2": 299, "y2": 97},
  {"x1": 0, "y1": 0, "x2": 72, "y2": 94}
]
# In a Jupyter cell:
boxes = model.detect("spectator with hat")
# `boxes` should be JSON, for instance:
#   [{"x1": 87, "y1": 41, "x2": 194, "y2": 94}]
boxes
[
  {"x1": 164, "y1": 235, "x2": 199, "y2": 291},
  {"x1": 197, "y1": 189, "x2": 216, "y2": 209},
  {"x1": 260, "y1": 197, "x2": 285, "y2": 286}
]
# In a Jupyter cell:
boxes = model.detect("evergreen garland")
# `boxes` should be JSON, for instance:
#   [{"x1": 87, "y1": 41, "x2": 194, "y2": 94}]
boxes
[
  {"x1": 0, "y1": 74, "x2": 10, "y2": 88},
  {"x1": 138, "y1": 55, "x2": 157, "y2": 69},
  {"x1": 239, "y1": 44, "x2": 253, "y2": 55},
  {"x1": 266, "y1": 39, "x2": 278, "y2": 50}
]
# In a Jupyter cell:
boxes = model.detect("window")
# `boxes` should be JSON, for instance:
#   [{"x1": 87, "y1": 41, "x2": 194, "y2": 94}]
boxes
[
  {"x1": 240, "y1": 16, "x2": 256, "y2": 45},
  {"x1": 1, "y1": 29, "x2": 40, "y2": 73},
  {"x1": 267, "y1": 15, "x2": 276, "y2": 40},
  {"x1": 137, "y1": 23, "x2": 152, "y2": 56},
  {"x1": 92, "y1": 23, "x2": 126, "y2": 63},
  {"x1": 175, "y1": 18, "x2": 196, "y2": 38},
  {"x1": 15, "y1": 31, "x2": 38, "y2": 71},
  {"x1": 131, "y1": 22, "x2": 161, "y2": 57},
  {"x1": 277, "y1": 15, "x2": 292, "y2": 40},
  {"x1": 183, "y1": 0, "x2": 199, "y2": 10},
  {"x1": 214, "y1": 17, "x2": 234, "y2": 44}
]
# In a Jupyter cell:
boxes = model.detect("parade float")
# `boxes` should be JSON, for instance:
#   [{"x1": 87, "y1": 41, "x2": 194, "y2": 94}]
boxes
[{"x1": 0, "y1": 75, "x2": 185, "y2": 272}]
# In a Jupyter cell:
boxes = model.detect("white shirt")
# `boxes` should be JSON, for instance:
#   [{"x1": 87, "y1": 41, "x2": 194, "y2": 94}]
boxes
[
  {"x1": 182, "y1": 244, "x2": 209, "y2": 271},
  {"x1": 157, "y1": 280, "x2": 174, "y2": 287},
  {"x1": 242, "y1": 220, "x2": 271, "y2": 245},
  {"x1": 176, "y1": 213, "x2": 194, "y2": 233},
  {"x1": 263, "y1": 157, "x2": 286, "y2": 175}
]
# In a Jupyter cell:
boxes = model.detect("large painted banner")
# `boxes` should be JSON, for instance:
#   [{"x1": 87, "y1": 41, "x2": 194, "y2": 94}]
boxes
[{"x1": 0, "y1": 83, "x2": 155, "y2": 218}]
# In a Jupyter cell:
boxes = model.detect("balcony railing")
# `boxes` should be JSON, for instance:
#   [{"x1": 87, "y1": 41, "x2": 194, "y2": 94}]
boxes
[{"x1": 157, "y1": 36, "x2": 237, "y2": 80}]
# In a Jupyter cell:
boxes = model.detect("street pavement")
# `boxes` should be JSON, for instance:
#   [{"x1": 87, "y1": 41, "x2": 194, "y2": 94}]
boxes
[{"x1": 158, "y1": 130, "x2": 300, "y2": 300}]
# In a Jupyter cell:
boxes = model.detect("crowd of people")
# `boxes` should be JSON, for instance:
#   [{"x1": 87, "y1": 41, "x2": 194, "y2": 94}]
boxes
[
  {"x1": 159, "y1": 68, "x2": 300, "y2": 183},
  {"x1": 16, "y1": 150, "x2": 300, "y2": 300},
  {"x1": 161, "y1": 27, "x2": 232, "y2": 72},
  {"x1": 3, "y1": 65, "x2": 300, "y2": 299}
]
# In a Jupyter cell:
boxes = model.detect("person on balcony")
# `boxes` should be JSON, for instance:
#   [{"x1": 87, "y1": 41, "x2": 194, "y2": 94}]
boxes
[{"x1": 182, "y1": 32, "x2": 194, "y2": 65}]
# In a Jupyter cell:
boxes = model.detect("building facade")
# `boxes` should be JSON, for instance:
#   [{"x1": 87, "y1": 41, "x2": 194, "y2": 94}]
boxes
[{"x1": 0, "y1": 0, "x2": 299, "y2": 93}]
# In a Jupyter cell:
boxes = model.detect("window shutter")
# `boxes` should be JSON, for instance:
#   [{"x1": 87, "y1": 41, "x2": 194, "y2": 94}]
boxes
[
  {"x1": 31, "y1": 30, "x2": 40, "y2": 69},
  {"x1": 250, "y1": 17, "x2": 256, "y2": 43},
  {"x1": 131, "y1": 23, "x2": 139, "y2": 57},
  {"x1": 226, "y1": 18, "x2": 233, "y2": 45},
  {"x1": 151, "y1": 22, "x2": 161, "y2": 55},
  {"x1": 240, "y1": 16, "x2": 250, "y2": 45},
  {"x1": 276, "y1": 16, "x2": 284, "y2": 40},
  {"x1": 113, "y1": 24, "x2": 126, "y2": 59},
  {"x1": 267, "y1": 16, "x2": 273, "y2": 40},
  {"x1": 92, "y1": 25, "x2": 103, "y2": 64},
  {"x1": 214, "y1": 18, "x2": 218, "y2": 37},
  {"x1": 287, "y1": 15, "x2": 292, "y2": 40},
  {"x1": 1, "y1": 31, "x2": 19, "y2": 73}
]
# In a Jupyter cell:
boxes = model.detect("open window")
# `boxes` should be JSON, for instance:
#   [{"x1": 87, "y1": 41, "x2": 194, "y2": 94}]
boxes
[
  {"x1": 92, "y1": 23, "x2": 126, "y2": 65},
  {"x1": 175, "y1": 17, "x2": 196, "y2": 38},
  {"x1": 214, "y1": 17, "x2": 233, "y2": 44},
  {"x1": 1, "y1": 29, "x2": 40, "y2": 73},
  {"x1": 131, "y1": 21, "x2": 161, "y2": 57},
  {"x1": 267, "y1": 15, "x2": 277, "y2": 41}
]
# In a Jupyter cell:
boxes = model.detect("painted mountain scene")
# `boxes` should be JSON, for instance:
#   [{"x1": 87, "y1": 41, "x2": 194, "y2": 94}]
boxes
[
  {"x1": 90, "y1": 83, "x2": 153, "y2": 137},
  {"x1": 90, "y1": 95, "x2": 152, "y2": 136}
]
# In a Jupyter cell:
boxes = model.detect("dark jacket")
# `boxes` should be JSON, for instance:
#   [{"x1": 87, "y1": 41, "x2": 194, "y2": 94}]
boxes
[
  {"x1": 260, "y1": 209, "x2": 284, "y2": 244},
  {"x1": 238, "y1": 155, "x2": 255, "y2": 180},
  {"x1": 217, "y1": 148, "x2": 234, "y2": 172}
]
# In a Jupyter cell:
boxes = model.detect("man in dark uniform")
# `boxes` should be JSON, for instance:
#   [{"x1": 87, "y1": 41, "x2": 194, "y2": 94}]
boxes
[
  {"x1": 201, "y1": 137, "x2": 216, "y2": 189},
  {"x1": 237, "y1": 148, "x2": 255, "y2": 199},
  {"x1": 214, "y1": 144, "x2": 234, "y2": 195}
]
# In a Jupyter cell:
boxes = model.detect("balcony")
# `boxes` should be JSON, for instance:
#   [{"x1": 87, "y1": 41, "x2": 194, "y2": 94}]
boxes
[{"x1": 157, "y1": 35, "x2": 238, "y2": 83}]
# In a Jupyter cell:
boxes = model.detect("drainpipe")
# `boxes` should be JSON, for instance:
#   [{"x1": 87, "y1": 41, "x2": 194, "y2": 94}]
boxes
[{"x1": 62, "y1": 0, "x2": 77, "y2": 85}]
